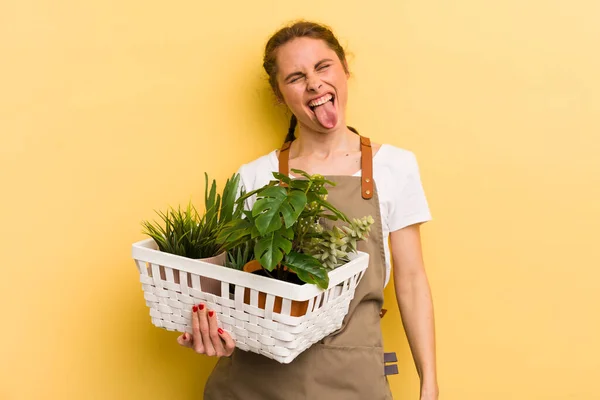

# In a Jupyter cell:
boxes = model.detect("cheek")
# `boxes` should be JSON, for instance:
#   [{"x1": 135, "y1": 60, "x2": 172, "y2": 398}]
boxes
[
  {"x1": 330, "y1": 75, "x2": 348, "y2": 103},
  {"x1": 324, "y1": 70, "x2": 348, "y2": 91},
  {"x1": 281, "y1": 86, "x2": 306, "y2": 109}
]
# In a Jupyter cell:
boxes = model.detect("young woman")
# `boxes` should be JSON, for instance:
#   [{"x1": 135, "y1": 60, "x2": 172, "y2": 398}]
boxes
[{"x1": 177, "y1": 21, "x2": 439, "y2": 400}]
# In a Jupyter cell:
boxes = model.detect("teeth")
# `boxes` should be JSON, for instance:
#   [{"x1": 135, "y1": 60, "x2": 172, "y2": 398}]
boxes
[{"x1": 309, "y1": 93, "x2": 333, "y2": 108}]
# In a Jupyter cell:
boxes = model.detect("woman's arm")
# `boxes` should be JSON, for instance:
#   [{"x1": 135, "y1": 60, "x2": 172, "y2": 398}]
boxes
[{"x1": 390, "y1": 224, "x2": 439, "y2": 399}]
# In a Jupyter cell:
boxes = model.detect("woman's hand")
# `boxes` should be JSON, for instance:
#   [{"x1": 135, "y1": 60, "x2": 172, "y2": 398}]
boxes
[{"x1": 176, "y1": 303, "x2": 235, "y2": 357}]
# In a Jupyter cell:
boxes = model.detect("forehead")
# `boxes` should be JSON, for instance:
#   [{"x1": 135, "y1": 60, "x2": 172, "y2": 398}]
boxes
[{"x1": 275, "y1": 37, "x2": 338, "y2": 72}]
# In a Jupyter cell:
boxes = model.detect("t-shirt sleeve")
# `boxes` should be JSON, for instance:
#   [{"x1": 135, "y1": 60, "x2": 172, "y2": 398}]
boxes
[
  {"x1": 234, "y1": 165, "x2": 253, "y2": 212},
  {"x1": 388, "y1": 151, "x2": 432, "y2": 232},
  {"x1": 233, "y1": 151, "x2": 279, "y2": 211}
]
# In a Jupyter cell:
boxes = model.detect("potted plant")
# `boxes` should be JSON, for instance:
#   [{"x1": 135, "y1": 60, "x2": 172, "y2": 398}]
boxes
[
  {"x1": 131, "y1": 169, "x2": 374, "y2": 362},
  {"x1": 217, "y1": 169, "x2": 374, "y2": 315},
  {"x1": 141, "y1": 172, "x2": 242, "y2": 294}
]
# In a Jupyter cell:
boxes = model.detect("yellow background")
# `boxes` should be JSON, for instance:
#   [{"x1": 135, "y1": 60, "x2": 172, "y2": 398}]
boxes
[{"x1": 1, "y1": 0, "x2": 599, "y2": 399}]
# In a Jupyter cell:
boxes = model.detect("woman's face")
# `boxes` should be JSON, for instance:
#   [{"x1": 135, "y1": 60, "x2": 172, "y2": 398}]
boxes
[{"x1": 275, "y1": 37, "x2": 349, "y2": 132}]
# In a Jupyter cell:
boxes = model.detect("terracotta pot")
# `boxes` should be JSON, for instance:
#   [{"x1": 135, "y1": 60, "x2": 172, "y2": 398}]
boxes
[
  {"x1": 242, "y1": 259, "x2": 262, "y2": 273},
  {"x1": 242, "y1": 260, "x2": 309, "y2": 317}
]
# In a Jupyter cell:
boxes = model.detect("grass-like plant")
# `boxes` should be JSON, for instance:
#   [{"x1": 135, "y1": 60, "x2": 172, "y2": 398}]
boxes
[
  {"x1": 142, "y1": 173, "x2": 241, "y2": 259},
  {"x1": 225, "y1": 241, "x2": 255, "y2": 271}
]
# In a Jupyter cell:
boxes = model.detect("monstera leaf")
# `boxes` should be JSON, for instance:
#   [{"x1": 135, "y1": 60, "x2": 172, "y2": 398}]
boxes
[
  {"x1": 282, "y1": 251, "x2": 329, "y2": 289},
  {"x1": 253, "y1": 186, "x2": 307, "y2": 235},
  {"x1": 254, "y1": 227, "x2": 293, "y2": 271}
]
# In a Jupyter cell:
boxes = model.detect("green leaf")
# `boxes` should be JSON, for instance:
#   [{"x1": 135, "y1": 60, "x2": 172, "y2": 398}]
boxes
[
  {"x1": 284, "y1": 191, "x2": 307, "y2": 228},
  {"x1": 204, "y1": 173, "x2": 218, "y2": 215},
  {"x1": 219, "y1": 173, "x2": 241, "y2": 225},
  {"x1": 314, "y1": 197, "x2": 349, "y2": 223},
  {"x1": 216, "y1": 218, "x2": 252, "y2": 246},
  {"x1": 252, "y1": 186, "x2": 306, "y2": 235},
  {"x1": 226, "y1": 240, "x2": 256, "y2": 270},
  {"x1": 236, "y1": 181, "x2": 277, "y2": 205},
  {"x1": 290, "y1": 168, "x2": 312, "y2": 180},
  {"x1": 289, "y1": 178, "x2": 310, "y2": 190},
  {"x1": 253, "y1": 186, "x2": 285, "y2": 234},
  {"x1": 271, "y1": 172, "x2": 292, "y2": 186},
  {"x1": 254, "y1": 228, "x2": 293, "y2": 271},
  {"x1": 250, "y1": 224, "x2": 261, "y2": 239},
  {"x1": 282, "y1": 251, "x2": 329, "y2": 289},
  {"x1": 141, "y1": 201, "x2": 222, "y2": 258}
]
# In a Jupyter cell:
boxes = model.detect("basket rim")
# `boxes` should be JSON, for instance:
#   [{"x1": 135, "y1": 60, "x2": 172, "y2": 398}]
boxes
[{"x1": 132, "y1": 238, "x2": 369, "y2": 301}]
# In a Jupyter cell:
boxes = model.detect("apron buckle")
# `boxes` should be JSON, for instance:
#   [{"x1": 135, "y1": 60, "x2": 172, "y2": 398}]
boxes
[{"x1": 384, "y1": 352, "x2": 399, "y2": 376}]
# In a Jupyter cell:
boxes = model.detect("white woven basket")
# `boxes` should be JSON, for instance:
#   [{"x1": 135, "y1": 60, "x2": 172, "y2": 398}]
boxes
[{"x1": 131, "y1": 238, "x2": 369, "y2": 364}]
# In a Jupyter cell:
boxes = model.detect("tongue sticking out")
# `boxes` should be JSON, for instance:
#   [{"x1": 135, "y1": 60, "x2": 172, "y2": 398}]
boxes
[{"x1": 313, "y1": 100, "x2": 337, "y2": 129}]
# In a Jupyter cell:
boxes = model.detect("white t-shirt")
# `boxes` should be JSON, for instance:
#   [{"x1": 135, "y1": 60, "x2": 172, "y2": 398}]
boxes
[{"x1": 236, "y1": 144, "x2": 432, "y2": 287}]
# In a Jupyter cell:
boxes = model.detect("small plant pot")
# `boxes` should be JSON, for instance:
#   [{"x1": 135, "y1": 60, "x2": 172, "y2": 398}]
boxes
[
  {"x1": 158, "y1": 251, "x2": 225, "y2": 296},
  {"x1": 242, "y1": 260, "x2": 309, "y2": 317},
  {"x1": 196, "y1": 252, "x2": 227, "y2": 295}
]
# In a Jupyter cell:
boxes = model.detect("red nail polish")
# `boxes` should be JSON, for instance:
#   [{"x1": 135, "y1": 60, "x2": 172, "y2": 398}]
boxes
[
  {"x1": 182, "y1": 333, "x2": 187, "y2": 340},
  {"x1": 218, "y1": 328, "x2": 223, "y2": 334},
  {"x1": 192, "y1": 306, "x2": 198, "y2": 312},
  {"x1": 199, "y1": 304, "x2": 205, "y2": 310},
  {"x1": 209, "y1": 311, "x2": 214, "y2": 317}
]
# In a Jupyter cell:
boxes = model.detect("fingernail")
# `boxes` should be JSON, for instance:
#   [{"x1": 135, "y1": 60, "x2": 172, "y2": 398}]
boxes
[
  {"x1": 199, "y1": 304, "x2": 205, "y2": 311},
  {"x1": 209, "y1": 311, "x2": 214, "y2": 317},
  {"x1": 192, "y1": 306, "x2": 198, "y2": 312},
  {"x1": 218, "y1": 328, "x2": 223, "y2": 334},
  {"x1": 182, "y1": 333, "x2": 187, "y2": 340}
]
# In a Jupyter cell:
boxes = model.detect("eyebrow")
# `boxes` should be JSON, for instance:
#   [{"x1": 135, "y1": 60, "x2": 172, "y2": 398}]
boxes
[{"x1": 283, "y1": 58, "x2": 334, "y2": 83}]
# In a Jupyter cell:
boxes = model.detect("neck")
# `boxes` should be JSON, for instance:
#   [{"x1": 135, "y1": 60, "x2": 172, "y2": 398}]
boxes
[{"x1": 293, "y1": 124, "x2": 359, "y2": 158}]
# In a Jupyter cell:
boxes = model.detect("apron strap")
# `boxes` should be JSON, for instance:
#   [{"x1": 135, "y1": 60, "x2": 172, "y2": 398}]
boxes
[
  {"x1": 359, "y1": 136, "x2": 374, "y2": 199},
  {"x1": 278, "y1": 135, "x2": 374, "y2": 199},
  {"x1": 278, "y1": 141, "x2": 292, "y2": 186}
]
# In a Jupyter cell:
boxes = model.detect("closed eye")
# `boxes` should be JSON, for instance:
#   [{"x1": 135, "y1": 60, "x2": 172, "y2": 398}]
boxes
[{"x1": 286, "y1": 73, "x2": 305, "y2": 84}]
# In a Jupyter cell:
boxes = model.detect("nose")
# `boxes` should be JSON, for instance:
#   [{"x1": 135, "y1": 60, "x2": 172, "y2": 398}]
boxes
[{"x1": 306, "y1": 74, "x2": 322, "y2": 92}]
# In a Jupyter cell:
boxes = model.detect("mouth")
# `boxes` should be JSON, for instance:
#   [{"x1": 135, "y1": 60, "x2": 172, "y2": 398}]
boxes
[{"x1": 307, "y1": 93, "x2": 335, "y2": 112}]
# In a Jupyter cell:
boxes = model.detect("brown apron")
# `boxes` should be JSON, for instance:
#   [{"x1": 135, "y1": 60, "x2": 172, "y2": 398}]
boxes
[{"x1": 204, "y1": 136, "x2": 393, "y2": 400}]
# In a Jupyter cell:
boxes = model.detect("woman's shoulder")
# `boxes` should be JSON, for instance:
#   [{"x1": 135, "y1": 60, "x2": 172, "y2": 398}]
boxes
[
  {"x1": 236, "y1": 149, "x2": 279, "y2": 190},
  {"x1": 240, "y1": 150, "x2": 277, "y2": 171},
  {"x1": 374, "y1": 143, "x2": 420, "y2": 171}
]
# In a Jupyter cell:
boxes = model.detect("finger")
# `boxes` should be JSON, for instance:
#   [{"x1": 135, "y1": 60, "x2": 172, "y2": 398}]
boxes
[
  {"x1": 191, "y1": 305, "x2": 204, "y2": 354},
  {"x1": 207, "y1": 310, "x2": 226, "y2": 356},
  {"x1": 177, "y1": 332, "x2": 193, "y2": 348},
  {"x1": 197, "y1": 304, "x2": 216, "y2": 356},
  {"x1": 217, "y1": 328, "x2": 236, "y2": 356}
]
